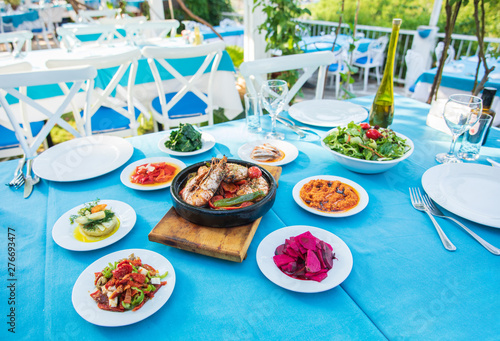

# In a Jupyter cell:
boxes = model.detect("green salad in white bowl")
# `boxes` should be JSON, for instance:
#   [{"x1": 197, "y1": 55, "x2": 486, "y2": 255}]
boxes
[{"x1": 321, "y1": 122, "x2": 414, "y2": 174}]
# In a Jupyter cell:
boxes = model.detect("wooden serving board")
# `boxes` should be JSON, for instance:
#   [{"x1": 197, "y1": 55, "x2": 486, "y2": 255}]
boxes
[{"x1": 148, "y1": 165, "x2": 282, "y2": 262}]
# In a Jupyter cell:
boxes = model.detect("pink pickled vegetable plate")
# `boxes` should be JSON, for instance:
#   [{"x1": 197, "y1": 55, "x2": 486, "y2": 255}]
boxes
[{"x1": 256, "y1": 225, "x2": 353, "y2": 293}]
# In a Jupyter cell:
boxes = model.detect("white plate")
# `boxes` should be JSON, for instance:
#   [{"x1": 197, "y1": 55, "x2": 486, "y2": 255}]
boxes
[
  {"x1": 120, "y1": 157, "x2": 186, "y2": 191},
  {"x1": 292, "y1": 175, "x2": 369, "y2": 217},
  {"x1": 33, "y1": 136, "x2": 133, "y2": 182},
  {"x1": 256, "y1": 225, "x2": 353, "y2": 293},
  {"x1": 158, "y1": 129, "x2": 216, "y2": 156},
  {"x1": 422, "y1": 163, "x2": 500, "y2": 228},
  {"x1": 72, "y1": 249, "x2": 175, "y2": 326},
  {"x1": 288, "y1": 100, "x2": 368, "y2": 127},
  {"x1": 52, "y1": 200, "x2": 136, "y2": 251},
  {"x1": 237, "y1": 140, "x2": 299, "y2": 166}
]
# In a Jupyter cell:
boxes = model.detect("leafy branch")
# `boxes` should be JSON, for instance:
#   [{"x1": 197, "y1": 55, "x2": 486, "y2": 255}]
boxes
[
  {"x1": 254, "y1": 0, "x2": 311, "y2": 56},
  {"x1": 427, "y1": 0, "x2": 463, "y2": 104},
  {"x1": 471, "y1": 0, "x2": 496, "y2": 95},
  {"x1": 253, "y1": 0, "x2": 311, "y2": 89}
]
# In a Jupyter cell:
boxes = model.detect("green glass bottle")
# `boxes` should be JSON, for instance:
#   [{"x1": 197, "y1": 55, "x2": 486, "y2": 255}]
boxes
[
  {"x1": 369, "y1": 18, "x2": 402, "y2": 128},
  {"x1": 480, "y1": 87, "x2": 497, "y2": 144}
]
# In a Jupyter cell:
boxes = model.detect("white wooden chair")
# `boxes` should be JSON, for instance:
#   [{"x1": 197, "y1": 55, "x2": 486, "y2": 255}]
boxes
[
  {"x1": 435, "y1": 41, "x2": 455, "y2": 67},
  {"x1": 239, "y1": 51, "x2": 337, "y2": 109},
  {"x1": 141, "y1": 40, "x2": 225, "y2": 129},
  {"x1": 327, "y1": 46, "x2": 349, "y2": 98},
  {"x1": 77, "y1": 9, "x2": 121, "y2": 23},
  {"x1": 45, "y1": 47, "x2": 142, "y2": 136},
  {"x1": 353, "y1": 36, "x2": 389, "y2": 92},
  {"x1": 124, "y1": 19, "x2": 180, "y2": 46},
  {"x1": 0, "y1": 31, "x2": 33, "y2": 57},
  {"x1": 404, "y1": 49, "x2": 425, "y2": 96},
  {"x1": 57, "y1": 24, "x2": 126, "y2": 50},
  {"x1": 0, "y1": 61, "x2": 33, "y2": 158},
  {"x1": 0, "y1": 66, "x2": 96, "y2": 160},
  {"x1": 27, "y1": 11, "x2": 59, "y2": 49},
  {"x1": 97, "y1": 15, "x2": 147, "y2": 25}
]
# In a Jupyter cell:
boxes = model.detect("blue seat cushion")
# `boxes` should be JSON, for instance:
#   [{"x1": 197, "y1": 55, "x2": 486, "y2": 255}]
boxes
[
  {"x1": 354, "y1": 56, "x2": 374, "y2": 65},
  {"x1": 87, "y1": 106, "x2": 141, "y2": 133},
  {"x1": 0, "y1": 121, "x2": 45, "y2": 149},
  {"x1": 151, "y1": 92, "x2": 208, "y2": 119},
  {"x1": 328, "y1": 63, "x2": 346, "y2": 72}
]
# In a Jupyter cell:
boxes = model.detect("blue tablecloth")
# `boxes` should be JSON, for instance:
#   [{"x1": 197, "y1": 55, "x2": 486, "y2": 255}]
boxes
[
  {"x1": 415, "y1": 58, "x2": 500, "y2": 93},
  {"x1": 1, "y1": 10, "x2": 39, "y2": 27},
  {"x1": 1, "y1": 96, "x2": 500, "y2": 340},
  {"x1": 202, "y1": 25, "x2": 244, "y2": 40}
]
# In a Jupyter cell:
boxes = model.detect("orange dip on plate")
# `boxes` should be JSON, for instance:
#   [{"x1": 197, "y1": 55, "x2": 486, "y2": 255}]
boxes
[{"x1": 299, "y1": 179, "x2": 359, "y2": 212}]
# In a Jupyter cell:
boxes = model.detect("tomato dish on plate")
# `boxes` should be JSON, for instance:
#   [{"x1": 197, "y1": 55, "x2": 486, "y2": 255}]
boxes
[{"x1": 91, "y1": 254, "x2": 168, "y2": 312}]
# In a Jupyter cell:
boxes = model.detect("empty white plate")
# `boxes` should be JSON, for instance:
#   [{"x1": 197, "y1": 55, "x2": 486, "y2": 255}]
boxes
[
  {"x1": 288, "y1": 100, "x2": 368, "y2": 127},
  {"x1": 33, "y1": 136, "x2": 133, "y2": 182}
]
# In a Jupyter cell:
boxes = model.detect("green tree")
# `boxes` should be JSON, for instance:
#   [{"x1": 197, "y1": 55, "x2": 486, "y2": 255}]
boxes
[
  {"x1": 173, "y1": 0, "x2": 233, "y2": 26},
  {"x1": 308, "y1": 0, "x2": 500, "y2": 37},
  {"x1": 253, "y1": 0, "x2": 312, "y2": 89}
]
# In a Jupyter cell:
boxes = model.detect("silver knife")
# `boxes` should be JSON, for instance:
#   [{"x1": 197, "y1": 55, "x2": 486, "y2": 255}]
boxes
[
  {"x1": 24, "y1": 159, "x2": 33, "y2": 199},
  {"x1": 276, "y1": 117, "x2": 305, "y2": 138}
]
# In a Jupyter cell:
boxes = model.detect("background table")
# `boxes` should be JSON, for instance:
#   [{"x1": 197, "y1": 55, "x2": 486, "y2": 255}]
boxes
[
  {"x1": 299, "y1": 34, "x2": 372, "y2": 53},
  {"x1": 0, "y1": 10, "x2": 39, "y2": 29},
  {"x1": 1, "y1": 96, "x2": 499, "y2": 340},
  {"x1": 412, "y1": 58, "x2": 500, "y2": 125},
  {"x1": 202, "y1": 25, "x2": 244, "y2": 47}
]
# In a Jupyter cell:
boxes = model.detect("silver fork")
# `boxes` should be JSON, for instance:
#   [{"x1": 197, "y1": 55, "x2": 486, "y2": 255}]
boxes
[
  {"x1": 6, "y1": 156, "x2": 25, "y2": 186},
  {"x1": 13, "y1": 173, "x2": 25, "y2": 188},
  {"x1": 409, "y1": 188, "x2": 456, "y2": 251},
  {"x1": 422, "y1": 194, "x2": 500, "y2": 255}
]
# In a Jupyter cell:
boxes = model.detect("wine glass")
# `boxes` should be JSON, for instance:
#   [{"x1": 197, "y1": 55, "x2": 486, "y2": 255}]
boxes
[
  {"x1": 260, "y1": 80, "x2": 289, "y2": 140},
  {"x1": 435, "y1": 94, "x2": 482, "y2": 164}
]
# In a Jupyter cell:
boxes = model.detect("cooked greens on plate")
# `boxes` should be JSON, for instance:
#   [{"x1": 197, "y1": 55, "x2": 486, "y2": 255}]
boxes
[
  {"x1": 164, "y1": 123, "x2": 202, "y2": 152},
  {"x1": 322, "y1": 121, "x2": 411, "y2": 161}
]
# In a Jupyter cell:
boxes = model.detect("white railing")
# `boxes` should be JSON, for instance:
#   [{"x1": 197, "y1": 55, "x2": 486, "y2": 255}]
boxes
[
  {"x1": 221, "y1": 14, "x2": 500, "y2": 85},
  {"x1": 297, "y1": 19, "x2": 417, "y2": 84},
  {"x1": 436, "y1": 32, "x2": 500, "y2": 59}
]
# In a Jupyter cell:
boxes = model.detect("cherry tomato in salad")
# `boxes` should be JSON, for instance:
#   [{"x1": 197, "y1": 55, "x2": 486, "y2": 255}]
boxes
[
  {"x1": 248, "y1": 166, "x2": 262, "y2": 179},
  {"x1": 360, "y1": 123, "x2": 370, "y2": 130},
  {"x1": 366, "y1": 129, "x2": 382, "y2": 140}
]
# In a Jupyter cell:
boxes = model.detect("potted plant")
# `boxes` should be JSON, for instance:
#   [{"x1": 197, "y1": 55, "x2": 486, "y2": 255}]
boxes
[{"x1": 253, "y1": 0, "x2": 311, "y2": 88}]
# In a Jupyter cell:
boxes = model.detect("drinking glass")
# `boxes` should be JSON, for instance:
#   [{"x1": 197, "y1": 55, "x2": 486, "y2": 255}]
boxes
[
  {"x1": 260, "y1": 80, "x2": 288, "y2": 140},
  {"x1": 435, "y1": 94, "x2": 482, "y2": 164}
]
